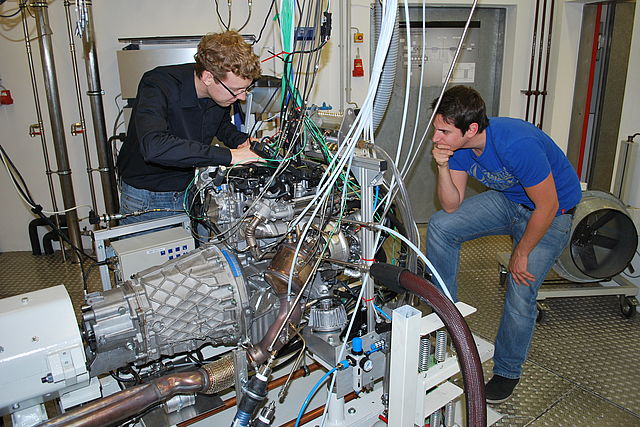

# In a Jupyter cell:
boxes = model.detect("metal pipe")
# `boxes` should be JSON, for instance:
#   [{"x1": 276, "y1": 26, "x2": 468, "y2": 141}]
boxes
[
  {"x1": 339, "y1": 0, "x2": 345, "y2": 112},
  {"x1": 577, "y1": 3, "x2": 603, "y2": 178},
  {"x1": 525, "y1": 0, "x2": 541, "y2": 122},
  {"x1": 532, "y1": 0, "x2": 548, "y2": 127},
  {"x1": 39, "y1": 355, "x2": 235, "y2": 427},
  {"x1": 32, "y1": 0, "x2": 83, "y2": 261},
  {"x1": 538, "y1": 0, "x2": 556, "y2": 128},
  {"x1": 40, "y1": 372, "x2": 207, "y2": 427},
  {"x1": 62, "y1": 0, "x2": 98, "y2": 213},
  {"x1": 247, "y1": 295, "x2": 302, "y2": 366},
  {"x1": 248, "y1": 242, "x2": 315, "y2": 364},
  {"x1": 77, "y1": 0, "x2": 119, "y2": 216},
  {"x1": 177, "y1": 363, "x2": 322, "y2": 426},
  {"x1": 19, "y1": 1, "x2": 67, "y2": 260},
  {"x1": 280, "y1": 391, "x2": 358, "y2": 427},
  {"x1": 245, "y1": 215, "x2": 265, "y2": 259},
  {"x1": 264, "y1": 243, "x2": 323, "y2": 357}
]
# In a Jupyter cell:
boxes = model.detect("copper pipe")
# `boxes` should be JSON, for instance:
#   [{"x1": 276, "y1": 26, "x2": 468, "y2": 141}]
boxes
[
  {"x1": 532, "y1": 0, "x2": 548, "y2": 127},
  {"x1": 538, "y1": 0, "x2": 556, "y2": 128},
  {"x1": 280, "y1": 391, "x2": 358, "y2": 427},
  {"x1": 39, "y1": 356, "x2": 236, "y2": 427},
  {"x1": 62, "y1": 0, "x2": 98, "y2": 214},
  {"x1": 178, "y1": 363, "x2": 321, "y2": 426},
  {"x1": 247, "y1": 243, "x2": 314, "y2": 365},
  {"x1": 525, "y1": 0, "x2": 542, "y2": 122},
  {"x1": 247, "y1": 296, "x2": 302, "y2": 365},
  {"x1": 39, "y1": 371, "x2": 208, "y2": 427}
]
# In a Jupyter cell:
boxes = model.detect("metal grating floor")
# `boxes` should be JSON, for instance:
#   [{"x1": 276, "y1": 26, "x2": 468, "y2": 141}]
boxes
[
  {"x1": 1, "y1": 234, "x2": 640, "y2": 426},
  {"x1": 456, "y1": 235, "x2": 640, "y2": 427}
]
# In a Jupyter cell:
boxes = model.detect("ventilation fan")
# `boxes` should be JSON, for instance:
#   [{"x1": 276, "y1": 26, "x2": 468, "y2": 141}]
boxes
[{"x1": 554, "y1": 191, "x2": 638, "y2": 283}]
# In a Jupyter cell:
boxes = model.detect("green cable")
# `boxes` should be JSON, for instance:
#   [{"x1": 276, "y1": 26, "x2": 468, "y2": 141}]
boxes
[{"x1": 182, "y1": 176, "x2": 206, "y2": 221}]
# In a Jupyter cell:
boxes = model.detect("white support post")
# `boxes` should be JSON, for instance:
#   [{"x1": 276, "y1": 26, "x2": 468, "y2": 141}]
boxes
[
  {"x1": 325, "y1": 392, "x2": 346, "y2": 426},
  {"x1": 388, "y1": 302, "x2": 498, "y2": 426},
  {"x1": 388, "y1": 305, "x2": 422, "y2": 426}
]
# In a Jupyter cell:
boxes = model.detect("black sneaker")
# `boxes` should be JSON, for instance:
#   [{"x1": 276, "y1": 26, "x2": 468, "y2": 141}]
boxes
[{"x1": 485, "y1": 375, "x2": 519, "y2": 404}]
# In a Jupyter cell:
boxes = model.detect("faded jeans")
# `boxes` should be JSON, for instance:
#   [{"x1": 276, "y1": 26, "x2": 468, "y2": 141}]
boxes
[
  {"x1": 119, "y1": 181, "x2": 186, "y2": 225},
  {"x1": 425, "y1": 190, "x2": 573, "y2": 379}
]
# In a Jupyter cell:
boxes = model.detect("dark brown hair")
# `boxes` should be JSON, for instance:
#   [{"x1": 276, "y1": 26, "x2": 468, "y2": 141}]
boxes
[{"x1": 431, "y1": 85, "x2": 489, "y2": 134}]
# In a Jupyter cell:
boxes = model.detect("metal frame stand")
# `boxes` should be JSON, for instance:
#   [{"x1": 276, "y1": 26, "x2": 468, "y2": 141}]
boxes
[
  {"x1": 91, "y1": 214, "x2": 191, "y2": 290},
  {"x1": 497, "y1": 252, "x2": 639, "y2": 319},
  {"x1": 388, "y1": 303, "x2": 501, "y2": 426}
]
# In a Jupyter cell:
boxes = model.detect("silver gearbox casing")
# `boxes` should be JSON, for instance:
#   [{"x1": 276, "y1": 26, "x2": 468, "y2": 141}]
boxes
[{"x1": 84, "y1": 244, "x2": 252, "y2": 375}]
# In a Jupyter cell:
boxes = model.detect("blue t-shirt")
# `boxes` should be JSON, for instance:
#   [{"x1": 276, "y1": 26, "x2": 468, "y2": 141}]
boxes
[{"x1": 448, "y1": 117, "x2": 581, "y2": 215}]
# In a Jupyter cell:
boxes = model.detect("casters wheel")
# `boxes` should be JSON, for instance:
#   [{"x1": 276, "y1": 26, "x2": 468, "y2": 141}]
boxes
[
  {"x1": 619, "y1": 295, "x2": 637, "y2": 319},
  {"x1": 499, "y1": 268, "x2": 508, "y2": 288},
  {"x1": 536, "y1": 301, "x2": 548, "y2": 324}
]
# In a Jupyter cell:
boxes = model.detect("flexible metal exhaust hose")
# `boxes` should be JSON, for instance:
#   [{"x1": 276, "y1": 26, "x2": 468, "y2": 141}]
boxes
[
  {"x1": 38, "y1": 355, "x2": 235, "y2": 427},
  {"x1": 372, "y1": 3, "x2": 399, "y2": 133},
  {"x1": 369, "y1": 263, "x2": 486, "y2": 427}
]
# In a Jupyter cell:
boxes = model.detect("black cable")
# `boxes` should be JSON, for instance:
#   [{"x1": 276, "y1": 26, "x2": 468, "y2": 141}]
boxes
[
  {"x1": 236, "y1": 0, "x2": 252, "y2": 32},
  {"x1": 112, "y1": 95, "x2": 125, "y2": 137},
  {"x1": 253, "y1": 0, "x2": 276, "y2": 45},
  {"x1": 213, "y1": 0, "x2": 230, "y2": 31},
  {"x1": 2, "y1": 144, "x2": 91, "y2": 257},
  {"x1": 1, "y1": 144, "x2": 37, "y2": 205},
  {"x1": 187, "y1": 353, "x2": 204, "y2": 367},
  {"x1": 1, "y1": 144, "x2": 109, "y2": 282},
  {"x1": 0, "y1": 6, "x2": 21, "y2": 18},
  {"x1": 110, "y1": 370, "x2": 137, "y2": 385}
]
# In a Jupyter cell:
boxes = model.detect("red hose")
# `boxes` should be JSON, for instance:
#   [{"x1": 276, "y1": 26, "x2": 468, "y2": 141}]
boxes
[{"x1": 577, "y1": 3, "x2": 603, "y2": 177}]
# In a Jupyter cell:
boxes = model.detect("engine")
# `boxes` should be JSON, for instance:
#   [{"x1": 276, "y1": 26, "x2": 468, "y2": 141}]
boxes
[{"x1": 82, "y1": 159, "x2": 367, "y2": 378}]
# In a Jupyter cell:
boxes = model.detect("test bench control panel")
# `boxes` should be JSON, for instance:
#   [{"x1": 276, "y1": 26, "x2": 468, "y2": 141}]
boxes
[{"x1": 110, "y1": 227, "x2": 195, "y2": 282}]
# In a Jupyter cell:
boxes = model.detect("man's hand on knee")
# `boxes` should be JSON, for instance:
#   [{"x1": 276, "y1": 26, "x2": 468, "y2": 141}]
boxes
[{"x1": 508, "y1": 252, "x2": 536, "y2": 286}]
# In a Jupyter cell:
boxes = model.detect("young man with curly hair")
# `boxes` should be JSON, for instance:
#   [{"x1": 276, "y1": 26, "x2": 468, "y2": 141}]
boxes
[
  {"x1": 425, "y1": 85, "x2": 581, "y2": 403},
  {"x1": 117, "y1": 31, "x2": 262, "y2": 225}
]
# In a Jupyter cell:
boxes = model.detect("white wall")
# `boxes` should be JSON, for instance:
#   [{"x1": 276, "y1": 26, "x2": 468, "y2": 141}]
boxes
[
  {"x1": 0, "y1": 0, "x2": 368, "y2": 252},
  {"x1": 0, "y1": 0, "x2": 636, "y2": 252},
  {"x1": 615, "y1": 0, "x2": 640, "y2": 287}
]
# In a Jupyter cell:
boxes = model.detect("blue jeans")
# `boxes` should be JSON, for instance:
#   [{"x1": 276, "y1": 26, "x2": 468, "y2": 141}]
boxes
[
  {"x1": 425, "y1": 190, "x2": 573, "y2": 379},
  {"x1": 119, "y1": 181, "x2": 186, "y2": 225}
]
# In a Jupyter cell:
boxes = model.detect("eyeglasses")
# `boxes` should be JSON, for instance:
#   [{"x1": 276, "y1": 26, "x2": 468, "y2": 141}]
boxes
[{"x1": 215, "y1": 77, "x2": 255, "y2": 97}]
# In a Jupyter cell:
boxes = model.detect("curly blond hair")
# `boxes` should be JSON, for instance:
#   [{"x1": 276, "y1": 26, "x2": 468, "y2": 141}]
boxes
[{"x1": 194, "y1": 31, "x2": 261, "y2": 81}]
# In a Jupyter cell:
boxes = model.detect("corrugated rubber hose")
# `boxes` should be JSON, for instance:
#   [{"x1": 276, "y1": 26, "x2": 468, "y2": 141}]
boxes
[{"x1": 369, "y1": 262, "x2": 486, "y2": 427}]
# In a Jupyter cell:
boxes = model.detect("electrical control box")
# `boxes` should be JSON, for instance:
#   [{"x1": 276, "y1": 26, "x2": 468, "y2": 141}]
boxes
[{"x1": 110, "y1": 227, "x2": 195, "y2": 282}]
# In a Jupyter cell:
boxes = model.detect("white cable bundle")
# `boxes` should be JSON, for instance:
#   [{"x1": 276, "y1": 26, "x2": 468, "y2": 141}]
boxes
[{"x1": 284, "y1": 0, "x2": 401, "y2": 299}]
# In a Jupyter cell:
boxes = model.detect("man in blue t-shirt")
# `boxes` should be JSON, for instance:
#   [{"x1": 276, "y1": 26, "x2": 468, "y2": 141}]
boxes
[{"x1": 425, "y1": 86, "x2": 581, "y2": 403}]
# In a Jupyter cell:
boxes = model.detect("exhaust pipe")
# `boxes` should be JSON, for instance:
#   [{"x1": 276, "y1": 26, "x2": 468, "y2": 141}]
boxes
[{"x1": 38, "y1": 355, "x2": 235, "y2": 427}]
